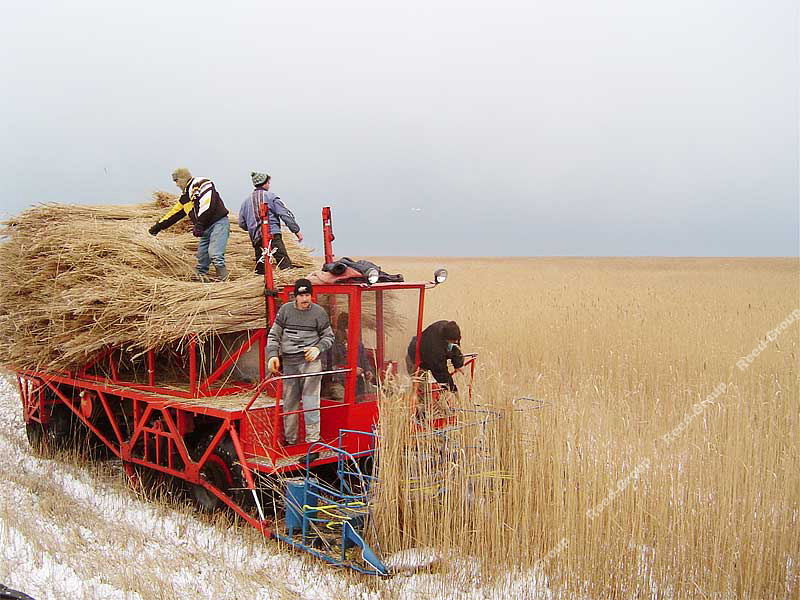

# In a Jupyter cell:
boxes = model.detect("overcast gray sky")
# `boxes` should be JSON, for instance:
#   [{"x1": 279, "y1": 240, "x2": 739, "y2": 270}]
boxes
[{"x1": 1, "y1": 0, "x2": 797, "y2": 256}]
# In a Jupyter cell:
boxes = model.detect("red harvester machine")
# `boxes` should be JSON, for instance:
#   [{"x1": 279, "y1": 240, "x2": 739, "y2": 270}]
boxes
[{"x1": 13, "y1": 206, "x2": 476, "y2": 574}]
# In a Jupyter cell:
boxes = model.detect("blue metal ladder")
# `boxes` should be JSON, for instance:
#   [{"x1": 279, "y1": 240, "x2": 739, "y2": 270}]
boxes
[{"x1": 276, "y1": 430, "x2": 389, "y2": 576}]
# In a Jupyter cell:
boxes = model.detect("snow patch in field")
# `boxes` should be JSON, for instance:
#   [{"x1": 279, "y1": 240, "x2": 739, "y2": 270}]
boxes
[
  {"x1": 0, "y1": 517, "x2": 142, "y2": 600},
  {"x1": 384, "y1": 546, "x2": 443, "y2": 571}
]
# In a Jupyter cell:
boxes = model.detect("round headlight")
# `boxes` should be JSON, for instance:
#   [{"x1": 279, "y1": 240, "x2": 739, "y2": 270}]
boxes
[
  {"x1": 366, "y1": 267, "x2": 380, "y2": 285},
  {"x1": 434, "y1": 268, "x2": 448, "y2": 284}
]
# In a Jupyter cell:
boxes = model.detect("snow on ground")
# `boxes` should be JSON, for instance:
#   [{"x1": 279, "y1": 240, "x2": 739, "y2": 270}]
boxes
[{"x1": 0, "y1": 376, "x2": 546, "y2": 599}]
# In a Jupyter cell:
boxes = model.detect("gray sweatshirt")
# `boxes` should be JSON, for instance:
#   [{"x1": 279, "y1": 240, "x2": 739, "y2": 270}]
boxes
[{"x1": 267, "y1": 302, "x2": 335, "y2": 359}]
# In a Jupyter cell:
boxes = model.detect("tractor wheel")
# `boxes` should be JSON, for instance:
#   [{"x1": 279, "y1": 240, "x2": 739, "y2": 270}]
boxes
[
  {"x1": 189, "y1": 434, "x2": 247, "y2": 513},
  {"x1": 0, "y1": 583, "x2": 36, "y2": 600},
  {"x1": 24, "y1": 404, "x2": 73, "y2": 454},
  {"x1": 25, "y1": 422, "x2": 45, "y2": 450}
]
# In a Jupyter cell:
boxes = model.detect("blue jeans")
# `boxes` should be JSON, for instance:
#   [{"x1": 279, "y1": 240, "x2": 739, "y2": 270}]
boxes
[{"x1": 196, "y1": 217, "x2": 230, "y2": 274}]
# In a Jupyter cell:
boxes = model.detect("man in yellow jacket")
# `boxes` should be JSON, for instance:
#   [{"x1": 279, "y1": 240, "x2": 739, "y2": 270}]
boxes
[{"x1": 149, "y1": 168, "x2": 230, "y2": 281}]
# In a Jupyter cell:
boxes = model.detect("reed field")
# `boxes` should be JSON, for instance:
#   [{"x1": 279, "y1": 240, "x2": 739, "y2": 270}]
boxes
[
  {"x1": 369, "y1": 256, "x2": 799, "y2": 599},
  {"x1": 1, "y1": 254, "x2": 797, "y2": 599}
]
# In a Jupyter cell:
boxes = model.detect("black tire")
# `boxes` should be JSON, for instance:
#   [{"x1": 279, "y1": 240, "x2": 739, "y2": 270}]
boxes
[
  {"x1": 360, "y1": 453, "x2": 375, "y2": 478},
  {"x1": 339, "y1": 454, "x2": 374, "y2": 497},
  {"x1": 0, "y1": 583, "x2": 36, "y2": 600},
  {"x1": 24, "y1": 421, "x2": 45, "y2": 451},
  {"x1": 24, "y1": 403, "x2": 73, "y2": 454},
  {"x1": 189, "y1": 434, "x2": 248, "y2": 513}
]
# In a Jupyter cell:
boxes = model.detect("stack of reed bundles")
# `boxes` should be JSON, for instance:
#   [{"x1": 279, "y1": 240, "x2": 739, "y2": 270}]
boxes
[{"x1": 0, "y1": 194, "x2": 315, "y2": 370}]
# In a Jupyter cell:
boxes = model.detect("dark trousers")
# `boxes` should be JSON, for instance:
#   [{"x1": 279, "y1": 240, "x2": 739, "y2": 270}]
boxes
[{"x1": 254, "y1": 233, "x2": 293, "y2": 273}]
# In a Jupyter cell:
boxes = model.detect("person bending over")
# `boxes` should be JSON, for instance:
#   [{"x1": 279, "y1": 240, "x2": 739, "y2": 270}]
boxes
[
  {"x1": 406, "y1": 320, "x2": 464, "y2": 392},
  {"x1": 149, "y1": 168, "x2": 230, "y2": 281}
]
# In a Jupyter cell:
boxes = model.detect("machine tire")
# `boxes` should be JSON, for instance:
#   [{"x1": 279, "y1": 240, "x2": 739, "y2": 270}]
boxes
[
  {"x1": 189, "y1": 434, "x2": 247, "y2": 513},
  {"x1": 24, "y1": 422, "x2": 45, "y2": 451},
  {"x1": 0, "y1": 583, "x2": 36, "y2": 600},
  {"x1": 24, "y1": 404, "x2": 73, "y2": 454}
]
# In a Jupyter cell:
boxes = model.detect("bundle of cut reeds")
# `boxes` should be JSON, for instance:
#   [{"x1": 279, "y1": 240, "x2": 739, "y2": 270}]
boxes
[{"x1": 0, "y1": 195, "x2": 315, "y2": 370}]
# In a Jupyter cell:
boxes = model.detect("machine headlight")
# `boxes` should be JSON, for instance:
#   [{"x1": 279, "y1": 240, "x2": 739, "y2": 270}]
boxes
[
  {"x1": 366, "y1": 268, "x2": 380, "y2": 285},
  {"x1": 434, "y1": 268, "x2": 448, "y2": 284}
]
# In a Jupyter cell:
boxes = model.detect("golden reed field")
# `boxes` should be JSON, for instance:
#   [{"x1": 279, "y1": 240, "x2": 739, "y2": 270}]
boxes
[{"x1": 368, "y1": 256, "x2": 799, "y2": 599}]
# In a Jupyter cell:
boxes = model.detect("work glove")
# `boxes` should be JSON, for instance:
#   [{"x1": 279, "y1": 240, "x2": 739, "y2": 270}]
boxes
[
  {"x1": 304, "y1": 346, "x2": 320, "y2": 362},
  {"x1": 148, "y1": 223, "x2": 161, "y2": 236},
  {"x1": 192, "y1": 224, "x2": 204, "y2": 238},
  {"x1": 267, "y1": 356, "x2": 280, "y2": 373}
]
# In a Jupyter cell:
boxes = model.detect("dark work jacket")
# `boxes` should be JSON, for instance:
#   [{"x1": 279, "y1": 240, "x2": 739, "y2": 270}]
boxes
[
  {"x1": 154, "y1": 177, "x2": 229, "y2": 234},
  {"x1": 407, "y1": 320, "x2": 465, "y2": 391}
]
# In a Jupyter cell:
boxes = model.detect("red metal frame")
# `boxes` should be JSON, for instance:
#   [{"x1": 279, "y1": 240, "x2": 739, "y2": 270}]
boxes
[
  {"x1": 322, "y1": 206, "x2": 335, "y2": 264},
  {"x1": 13, "y1": 281, "x2": 436, "y2": 465},
  {"x1": 17, "y1": 375, "x2": 46, "y2": 425},
  {"x1": 259, "y1": 201, "x2": 278, "y2": 325}
]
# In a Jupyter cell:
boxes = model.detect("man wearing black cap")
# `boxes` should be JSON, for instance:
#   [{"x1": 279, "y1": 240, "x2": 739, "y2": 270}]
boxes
[
  {"x1": 266, "y1": 279, "x2": 334, "y2": 450},
  {"x1": 406, "y1": 320, "x2": 465, "y2": 392}
]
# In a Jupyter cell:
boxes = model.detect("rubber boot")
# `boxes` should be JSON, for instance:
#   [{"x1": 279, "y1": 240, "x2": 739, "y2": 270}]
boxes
[
  {"x1": 193, "y1": 270, "x2": 212, "y2": 283},
  {"x1": 214, "y1": 264, "x2": 228, "y2": 282}
]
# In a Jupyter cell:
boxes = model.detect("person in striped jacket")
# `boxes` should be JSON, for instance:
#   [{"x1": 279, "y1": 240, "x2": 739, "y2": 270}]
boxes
[{"x1": 149, "y1": 168, "x2": 231, "y2": 281}]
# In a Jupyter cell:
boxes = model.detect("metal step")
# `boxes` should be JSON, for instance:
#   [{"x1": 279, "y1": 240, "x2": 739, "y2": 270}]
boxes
[{"x1": 247, "y1": 449, "x2": 339, "y2": 470}]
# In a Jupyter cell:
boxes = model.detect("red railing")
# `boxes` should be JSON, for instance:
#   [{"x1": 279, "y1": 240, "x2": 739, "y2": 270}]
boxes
[{"x1": 243, "y1": 368, "x2": 352, "y2": 449}]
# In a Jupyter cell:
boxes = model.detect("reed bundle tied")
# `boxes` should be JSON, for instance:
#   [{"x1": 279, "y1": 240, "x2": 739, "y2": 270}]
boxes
[{"x1": 0, "y1": 195, "x2": 315, "y2": 370}]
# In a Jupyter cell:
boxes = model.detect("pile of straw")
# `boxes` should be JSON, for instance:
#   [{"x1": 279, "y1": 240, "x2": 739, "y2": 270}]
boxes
[{"x1": 0, "y1": 194, "x2": 315, "y2": 370}]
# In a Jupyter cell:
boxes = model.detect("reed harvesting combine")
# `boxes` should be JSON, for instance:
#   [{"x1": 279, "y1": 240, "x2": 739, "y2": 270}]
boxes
[{"x1": 0, "y1": 198, "x2": 474, "y2": 575}]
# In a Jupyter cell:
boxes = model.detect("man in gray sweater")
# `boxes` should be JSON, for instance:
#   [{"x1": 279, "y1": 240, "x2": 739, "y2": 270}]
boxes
[{"x1": 267, "y1": 278, "x2": 334, "y2": 449}]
